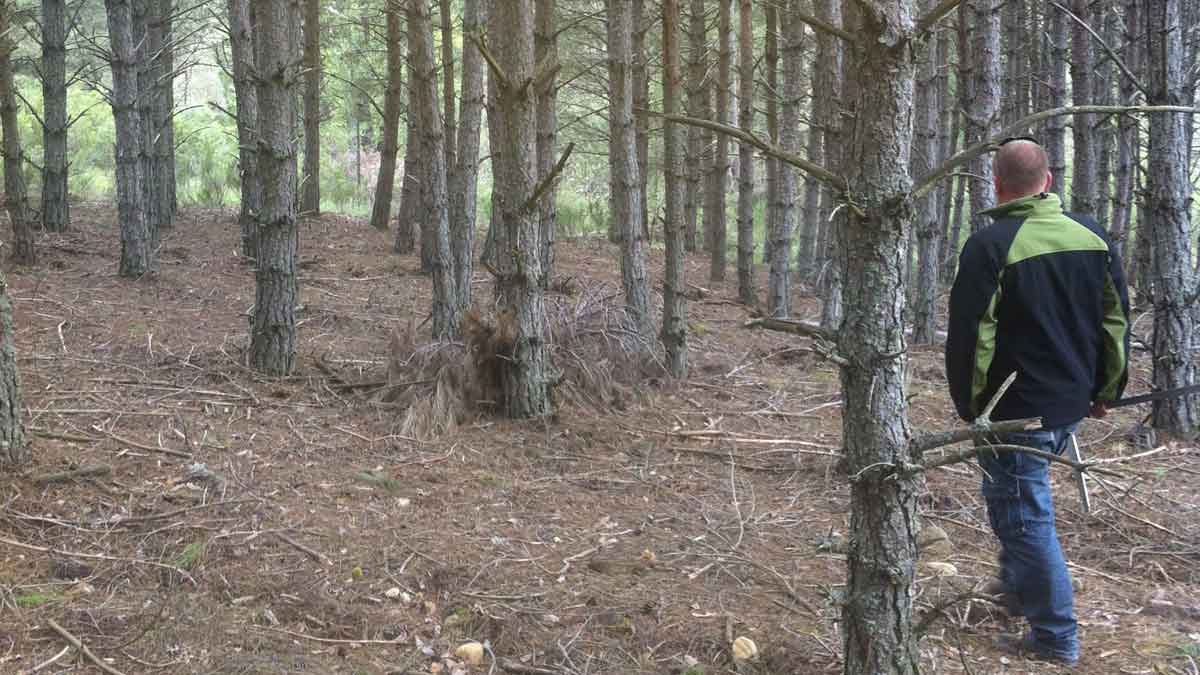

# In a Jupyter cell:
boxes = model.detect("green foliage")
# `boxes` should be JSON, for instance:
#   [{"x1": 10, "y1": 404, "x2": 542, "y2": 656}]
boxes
[
  {"x1": 176, "y1": 109, "x2": 239, "y2": 208},
  {"x1": 172, "y1": 541, "x2": 206, "y2": 571},
  {"x1": 14, "y1": 590, "x2": 60, "y2": 608}
]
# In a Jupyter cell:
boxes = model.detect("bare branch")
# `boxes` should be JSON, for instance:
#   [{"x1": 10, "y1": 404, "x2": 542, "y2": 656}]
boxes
[
  {"x1": 910, "y1": 418, "x2": 1041, "y2": 454},
  {"x1": 523, "y1": 142, "x2": 576, "y2": 213},
  {"x1": 914, "y1": 0, "x2": 965, "y2": 37},
  {"x1": 790, "y1": 10, "x2": 857, "y2": 44},
  {"x1": 743, "y1": 317, "x2": 835, "y2": 341},
  {"x1": 469, "y1": 33, "x2": 510, "y2": 92},
  {"x1": 1048, "y1": 0, "x2": 1149, "y2": 100}
]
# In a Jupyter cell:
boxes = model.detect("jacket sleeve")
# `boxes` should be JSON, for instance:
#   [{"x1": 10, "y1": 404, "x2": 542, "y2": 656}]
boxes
[
  {"x1": 1094, "y1": 238, "x2": 1131, "y2": 403},
  {"x1": 945, "y1": 236, "x2": 1004, "y2": 421}
]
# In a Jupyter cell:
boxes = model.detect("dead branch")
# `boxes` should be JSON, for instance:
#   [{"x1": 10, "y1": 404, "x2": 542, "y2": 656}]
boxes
[
  {"x1": 272, "y1": 531, "x2": 332, "y2": 565},
  {"x1": 1048, "y1": 1, "x2": 1149, "y2": 99},
  {"x1": 743, "y1": 317, "x2": 834, "y2": 341},
  {"x1": 32, "y1": 464, "x2": 111, "y2": 486},
  {"x1": 0, "y1": 535, "x2": 195, "y2": 582},
  {"x1": 921, "y1": 443, "x2": 1122, "y2": 477},
  {"x1": 103, "y1": 430, "x2": 192, "y2": 459},
  {"x1": 499, "y1": 660, "x2": 559, "y2": 675},
  {"x1": 46, "y1": 618, "x2": 128, "y2": 675},
  {"x1": 910, "y1": 418, "x2": 1041, "y2": 454},
  {"x1": 523, "y1": 142, "x2": 576, "y2": 213},
  {"x1": 915, "y1": 0, "x2": 965, "y2": 36},
  {"x1": 789, "y1": 9, "x2": 857, "y2": 44}
]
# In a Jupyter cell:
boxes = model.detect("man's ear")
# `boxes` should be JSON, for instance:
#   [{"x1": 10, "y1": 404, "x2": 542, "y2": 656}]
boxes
[{"x1": 1043, "y1": 171, "x2": 1053, "y2": 193}]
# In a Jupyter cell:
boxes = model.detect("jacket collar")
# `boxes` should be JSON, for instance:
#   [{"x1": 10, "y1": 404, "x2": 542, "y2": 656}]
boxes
[{"x1": 979, "y1": 192, "x2": 1062, "y2": 220}]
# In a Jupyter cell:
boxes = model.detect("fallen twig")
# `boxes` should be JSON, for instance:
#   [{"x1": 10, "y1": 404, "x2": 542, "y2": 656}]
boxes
[
  {"x1": 33, "y1": 464, "x2": 112, "y2": 486},
  {"x1": 0, "y1": 535, "x2": 194, "y2": 583},
  {"x1": 252, "y1": 626, "x2": 402, "y2": 645},
  {"x1": 272, "y1": 531, "x2": 332, "y2": 565},
  {"x1": 499, "y1": 659, "x2": 559, "y2": 675},
  {"x1": 46, "y1": 618, "x2": 127, "y2": 675}
]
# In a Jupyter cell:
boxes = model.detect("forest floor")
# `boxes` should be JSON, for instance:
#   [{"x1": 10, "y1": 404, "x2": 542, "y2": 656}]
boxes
[{"x1": 1, "y1": 205, "x2": 1198, "y2": 675}]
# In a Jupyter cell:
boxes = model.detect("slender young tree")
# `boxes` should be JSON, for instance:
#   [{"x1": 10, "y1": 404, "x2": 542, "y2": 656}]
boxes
[
  {"x1": 535, "y1": 0, "x2": 558, "y2": 285},
  {"x1": 1146, "y1": 0, "x2": 1199, "y2": 435},
  {"x1": 408, "y1": 0, "x2": 458, "y2": 339},
  {"x1": 41, "y1": 0, "x2": 69, "y2": 232},
  {"x1": 768, "y1": 2, "x2": 800, "y2": 318},
  {"x1": 633, "y1": 0, "x2": 650, "y2": 242},
  {"x1": 371, "y1": 2, "x2": 403, "y2": 232},
  {"x1": 133, "y1": 0, "x2": 160, "y2": 247},
  {"x1": 450, "y1": 0, "x2": 488, "y2": 313},
  {"x1": 966, "y1": 0, "x2": 1000, "y2": 232},
  {"x1": 0, "y1": 0, "x2": 35, "y2": 265},
  {"x1": 1111, "y1": 0, "x2": 1141, "y2": 255},
  {"x1": 154, "y1": 0, "x2": 176, "y2": 227},
  {"x1": 229, "y1": 0, "x2": 259, "y2": 257},
  {"x1": 250, "y1": 0, "x2": 300, "y2": 375},
  {"x1": 683, "y1": 0, "x2": 708, "y2": 252},
  {"x1": 1069, "y1": 0, "x2": 1098, "y2": 214},
  {"x1": 762, "y1": 2, "x2": 778, "y2": 266},
  {"x1": 608, "y1": 0, "x2": 654, "y2": 340},
  {"x1": 817, "y1": 0, "x2": 844, "y2": 331},
  {"x1": 936, "y1": 22, "x2": 958, "y2": 282},
  {"x1": 395, "y1": 103, "x2": 419, "y2": 254},
  {"x1": 661, "y1": 0, "x2": 687, "y2": 377},
  {"x1": 734, "y1": 0, "x2": 755, "y2": 305},
  {"x1": 105, "y1": 0, "x2": 154, "y2": 277},
  {"x1": 0, "y1": 267, "x2": 25, "y2": 465},
  {"x1": 1045, "y1": 8, "x2": 1068, "y2": 194},
  {"x1": 440, "y1": 0, "x2": 456, "y2": 169},
  {"x1": 911, "y1": 0, "x2": 940, "y2": 345},
  {"x1": 301, "y1": 0, "x2": 320, "y2": 214},
  {"x1": 706, "y1": 0, "x2": 730, "y2": 281},
  {"x1": 488, "y1": 0, "x2": 551, "y2": 417}
]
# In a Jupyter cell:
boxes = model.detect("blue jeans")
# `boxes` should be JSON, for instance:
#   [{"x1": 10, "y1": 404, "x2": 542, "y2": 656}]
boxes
[{"x1": 979, "y1": 424, "x2": 1079, "y2": 662}]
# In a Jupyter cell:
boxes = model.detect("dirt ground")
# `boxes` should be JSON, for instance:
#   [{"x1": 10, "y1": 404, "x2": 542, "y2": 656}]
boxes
[{"x1": 1, "y1": 205, "x2": 1198, "y2": 675}]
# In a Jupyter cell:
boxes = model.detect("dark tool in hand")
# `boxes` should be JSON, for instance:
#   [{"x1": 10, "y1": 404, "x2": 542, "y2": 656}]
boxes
[{"x1": 1068, "y1": 383, "x2": 1200, "y2": 514}]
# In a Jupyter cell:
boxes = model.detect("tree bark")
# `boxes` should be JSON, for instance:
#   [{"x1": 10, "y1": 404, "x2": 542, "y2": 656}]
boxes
[
  {"x1": 633, "y1": 0, "x2": 650, "y2": 243},
  {"x1": 371, "y1": 4, "x2": 403, "y2": 232},
  {"x1": 1069, "y1": 0, "x2": 1098, "y2": 214},
  {"x1": 229, "y1": 0, "x2": 259, "y2": 257},
  {"x1": 706, "y1": 0, "x2": 730, "y2": 281},
  {"x1": 966, "y1": 0, "x2": 1000, "y2": 232},
  {"x1": 450, "y1": 0, "x2": 487, "y2": 314},
  {"x1": 1045, "y1": 8, "x2": 1068, "y2": 195},
  {"x1": 105, "y1": 0, "x2": 154, "y2": 277},
  {"x1": 818, "y1": 0, "x2": 844, "y2": 331},
  {"x1": 734, "y1": 0, "x2": 755, "y2": 306},
  {"x1": 250, "y1": 0, "x2": 299, "y2": 375},
  {"x1": 535, "y1": 0, "x2": 558, "y2": 287},
  {"x1": 0, "y1": 268, "x2": 25, "y2": 465},
  {"x1": 1111, "y1": 0, "x2": 1141, "y2": 256},
  {"x1": 762, "y1": 1, "x2": 778, "y2": 266},
  {"x1": 133, "y1": 0, "x2": 159, "y2": 249},
  {"x1": 40, "y1": 0, "x2": 69, "y2": 233},
  {"x1": 440, "y1": 0, "x2": 456, "y2": 170},
  {"x1": 395, "y1": 105, "x2": 419, "y2": 254},
  {"x1": 936, "y1": 22, "x2": 958, "y2": 283},
  {"x1": 683, "y1": 0, "x2": 709, "y2": 253},
  {"x1": 0, "y1": 0, "x2": 35, "y2": 265},
  {"x1": 409, "y1": 0, "x2": 459, "y2": 340},
  {"x1": 911, "y1": 0, "x2": 940, "y2": 345},
  {"x1": 489, "y1": 0, "x2": 551, "y2": 417},
  {"x1": 608, "y1": 0, "x2": 654, "y2": 340},
  {"x1": 1094, "y1": 10, "x2": 1117, "y2": 227},
  {"x1": 153, "y1": 0, "x2": 176, "y2": 228},
  {"x1": 662, "y1": 0, "x2": 687, "y2": 377},
  {"x1": 768, "y1": 3, "x2": 800, "y2": 319},
  {"x1": 1146, "y1": 0, "x2": 1200, "y2": 436},
  {"x1": 300, "y1": 0, "x2": 320, "y2": 214}
]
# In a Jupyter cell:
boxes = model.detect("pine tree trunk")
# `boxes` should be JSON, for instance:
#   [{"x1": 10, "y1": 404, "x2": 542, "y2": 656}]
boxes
[
  {"x1": 40, "y1": 0, "x2": 69, "y2": 233},
  {"x1": 1069, "y1": 0, "x2": 1097, "y2": 214},
  {"x1": 300, "y1": 0, "x2": 320, "y2": 214},
  {"x1": 134, "y1": 0, "x2": 160, "y2": 249},
  {"x1": 229, "y1": 0, "x2": 259, "y2": 257},
  {"x1": 105, "y1": 0, "x2": 154, "y2": 277},
  {"x1": 683, "y1": 0, "x2": 708, "y2": 253},
  {"x1": 535, "y1": 0, "x2": 558, "y2": 287},
  {"x1": 762, "y1": 2, "x2": 778, "y2": 266},
  {"x1": 490, "y1": 0, "x2": 551, "y2": 418},
  {"x1": 967, "y1": 0, "x2": 999, "y2": 232},
  {"x1": 911, "y1": 0, "x2": 940, "y2": 345},
  {"x1": 818, "y1": 0, "x2": 844, "y2": 331},
  {"x1": 768, "y1": 2, "x2": 800, "y2": 319},
  {"x1": 440, "y1": 0, "x2": 456, "y2": 170},
  {"x1": 633, "y1": 0, "x2": 650, "y2": 243},
  {"x1": 394, "y1": 114, "x2": 419, "y2": 254},
  {"x1": 409, "y1": 0, "x2": 459, "y2": 341},
  {"x1": 0, "y1": 268, "x2": 25, "y2": 465},
  {"x1": 803, "y1": 2, "x2": 832, "y2": 280},
  {"x1": 936, "y1": 24, "x2": 957, "y2": 283},
  {"x1": 706, "y1": 0, "x2": 730, "y2": 281},
  {"x1": 838, "y1": 3, "x2": 920, "y2": 671},
  {"x1": 1146, "y1": 0, "x2": 1200, "y2": 436},
  {"x1": 734, "y1": 0, "x2": 755, "y2": 306},
  {"x1": 1046, "y1": 8, "x2": 1068, "y2": 195},
  {"x1": 1094, "y1": 10, "x2": 1117, "y2": 227},
  {"x1": 153, "y1": 0, "x2": 176, "y2": 228},
  {"x1": 250, "y1": 0, "x2": 299, "y2": 375},
  {"x1": 0, "y1": 2, "x2": 33, "y2": 265},
  {"x1": 608, "y1": 0, "x2": 654, "y2": 340},
  {"x1": 450, "y1": 0, "x2": 487, "y2": 313},
  {"x1": 1111, "y1": 0, "x2": 1141, "y2": 256},
  {"x1": 662, "y1": 0, "x2": 687, "y2": 377},
  {"x1": 371, "y1": 5, "x2": 403, "y2": 232}
]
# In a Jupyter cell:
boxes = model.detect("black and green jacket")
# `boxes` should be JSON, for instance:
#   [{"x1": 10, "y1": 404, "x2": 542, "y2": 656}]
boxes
[{"x1": 945, "y1": 192, "x2": 1130, "y2": 428}]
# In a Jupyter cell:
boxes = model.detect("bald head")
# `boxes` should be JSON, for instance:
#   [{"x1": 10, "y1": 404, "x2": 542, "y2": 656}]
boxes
[{"x1": 993, "y1": 140, "x2": 1051, "y2": 203}]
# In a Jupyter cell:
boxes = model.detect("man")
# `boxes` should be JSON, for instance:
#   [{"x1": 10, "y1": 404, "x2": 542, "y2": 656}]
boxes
[{"x1": 945, "y1": 138, "x2": 1130, "y2": 666}]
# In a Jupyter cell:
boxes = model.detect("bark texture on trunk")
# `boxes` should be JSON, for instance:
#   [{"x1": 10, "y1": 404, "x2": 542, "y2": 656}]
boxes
[
  {"x1": 0, "y1": 269, "x2": 25, "y2": 465},
  {"x1": 768, "y1": 2, "x2": 800, "y2": 319},
  {"x1": 371, "y1": 5, "x2": 403, "y2": 232},
  {"x1": 800, "y1": 9, "x2": 826, "y2": 280},
  {"x1": 105, "y1": 0, "x2": 154, "y2": 277},
  {"x1": 661, "y1": 0, "x2": 687, "y2": 377},
  {"x1": 1046, "y1": 8, "x2": 1068, "y2": 195},
  {"x1": 683, "y1": 0, "x2": 709, "y2": 253},
  {"x1": 229, "y1": 0, "x2": 260, "y2": 257},
  {"x1": 818, "y1": 0, "x2": 844, "y2": 331},
  {"x1": 535, "y1": 0, "x2": 557, "y2": 286},
  {"x1": 607, "y1": 0, "x2": 654, "y2": 340},
  {"x1": 250, "y1": 0, "x2": 299, "y2": 375},
  {"x1": 734, "y1": 0, "x2": 755, "y2": 306},
  {"x1": 1146, "y1": 0, "x2": 1200, "y2": 436},
  {"x1": 1, "y1": 1, "x2": 35, "y2": 266},
  {"x1": 301, "y1": 0, "x2": 320, "y2": 214},
  {"x1": 440, "y1": 0, "x2": 456, "y2": 170},
  {"x1": 936, "y1": 23, "x2": 957, "y2": 283},
  {"x1": 450, "y1": 0, "x2": 487, "y2": 313},
  {"x1": 762, "y1": 1, "x2": 778, "y2": 266},
  {"x1": 911, "y1": 0, "x2": 940, "y2": 345},
  {"x1": 706, "y1": 0, "x2": 730, "y2": 281},
  {"x1": 633, "y1": 0, "x2": 650, "y2": 242},
  {"x1": 489, "y1": 0, "x2": 551, "y2": 418},
  {"x1": 1069, "y1": 0, "x2": 1097, "y2": 214},
  {"x1": 409, "y1": 0, "x2": 459, "y2": 340},
  {"x1": 1111, "y1": 0, "x2": 1141, "y2": 256},
  {"x1": 41, "y1": 0, "x2": 69, "y2": 233},
  {"x1": 966, "y1": 0, "x2": 1000, "y2": 232},
  {"x1": 133, "y1": 0, "x2": 159, "y2": 248},
  {"x1": 395, "y1": 111, "x2": 419, "y2": 254},
  {"x1": 838, "y1": 4, "x2": 920, "y2": 673},
  {"x1": 154, "y1": 0, "x2": 176, "y2": 228}
]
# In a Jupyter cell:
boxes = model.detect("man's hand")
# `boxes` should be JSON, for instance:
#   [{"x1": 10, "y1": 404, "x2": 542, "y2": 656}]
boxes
[{"x1": 1090, "y1": 401, "x2": 1109, "y2": 419}]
